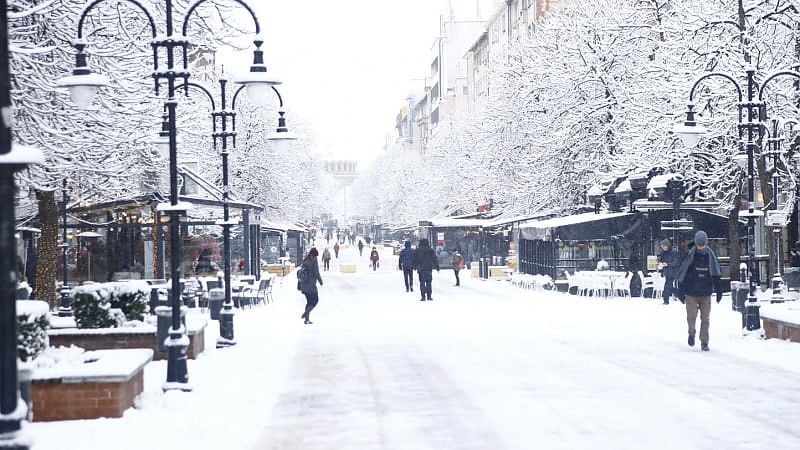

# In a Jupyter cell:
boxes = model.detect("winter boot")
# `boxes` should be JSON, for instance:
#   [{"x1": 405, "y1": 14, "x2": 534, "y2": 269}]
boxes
[
  {"x1": 701, "y1": 343, "x2": 709, "y2": 351},
  {"x1": 688, "y1": 335, "x2": 695, "y2": 347}
]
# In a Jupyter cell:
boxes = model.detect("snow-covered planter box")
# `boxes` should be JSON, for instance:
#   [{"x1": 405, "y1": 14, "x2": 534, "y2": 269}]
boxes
[
  {"x1": 760, "y1": 303, "x2": 800, "y2": 343},
  {"x1": 48, "y1": 315, "x2": 207, "y2": 360},
  {"x1": 29, "y1": 347, "x2": 152, "y2": 421},
  {"x1": 17, "y1": 300, "x2": 50, "y2": 362},
  {"x1": 70, "y1": 281, "x2": 149, "y2": 329}
]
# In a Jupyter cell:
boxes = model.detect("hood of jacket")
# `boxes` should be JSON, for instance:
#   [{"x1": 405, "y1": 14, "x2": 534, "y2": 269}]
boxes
[{"x1": 404, "y1": 241, "x2": 411, "y2": 249}]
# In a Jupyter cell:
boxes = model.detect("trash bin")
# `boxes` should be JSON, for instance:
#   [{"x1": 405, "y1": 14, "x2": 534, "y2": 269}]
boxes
[
  {"x1": 208, "y1": 288, "x2": 224, "y2": 320},
  {"x1": 731, "y1": 281, "x2": 748, "y2": 312},
  {"x1": 149, "y1": 287, "x2": 160, "y2": 315},
  {"x1": 58, "y1": 287, "x2": 73, "y2": 317},
  {"x1": 156, "y1": 306, "x2": 187, "y2": 353}
]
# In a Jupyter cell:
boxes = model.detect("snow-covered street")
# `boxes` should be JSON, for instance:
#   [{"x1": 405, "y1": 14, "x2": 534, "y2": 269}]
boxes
[{"x1": 29, "y1": 244, "x2": 800, "y2": 450}]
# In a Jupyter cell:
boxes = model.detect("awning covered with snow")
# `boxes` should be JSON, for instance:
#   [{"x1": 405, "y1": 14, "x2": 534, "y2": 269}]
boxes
[{"x1": 519, "y1": 212, "x2": 640, "y2": 241}]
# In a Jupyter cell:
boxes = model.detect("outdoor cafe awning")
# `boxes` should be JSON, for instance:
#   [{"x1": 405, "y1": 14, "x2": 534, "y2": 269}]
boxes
[{"x1": 519, "y1": 212, "x2": 640, "y2": 241}]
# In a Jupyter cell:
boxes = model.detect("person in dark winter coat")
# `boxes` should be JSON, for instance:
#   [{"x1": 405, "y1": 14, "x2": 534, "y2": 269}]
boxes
[
  {"x1": 369, "y1": 247, "x2": 380, "y2": 271},
  {"x1": 298, "y1": 248, "x2": 324, "y2": 324},
  {"x1": 450, "y1": 251, "x2": 463, "y2": 286},
  {"x1": 398, "y1": 241, "x2": 415, "y2": 292},
  {"x1": 657, "y1": 239, "x2": 680, "y2": 305},
  {"x1": 333, "y1": 242, "x2": 340, "y2": 259},
  {"x1": 675, "y1": 231, "x2": 723, "y2": 351},
  {"x1": 412, "y1": 239, "x2": 439, "y2": 301},
  {"x1": 358, "y1": 240, "x2": 364, "y2": 256}
]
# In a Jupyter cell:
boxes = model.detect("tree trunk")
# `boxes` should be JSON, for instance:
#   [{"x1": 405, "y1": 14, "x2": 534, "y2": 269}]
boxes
[{"x1": 33, "y1": 190, "x2": 58, "y2": 309}]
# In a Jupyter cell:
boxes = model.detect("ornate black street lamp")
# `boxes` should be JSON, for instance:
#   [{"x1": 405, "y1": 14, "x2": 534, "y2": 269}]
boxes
[
  {"x1": 173, "y1": 75, "x2": 296, "y2": 348},
  {"x1": 57, "y1": 0, "x2": 280, "y2": 391},
  {"x1": 674, "y1": 66, "x2": 800, "y2": 332},
  {"x1": 1, "y1": 5, "x2": 44, "y2": 447},
  {"x1": 58, "y1": 178, "x2": 73, "y2": 317},
  {"x1": 763, "y1": 118, "x2": 794, "y2": 301}
]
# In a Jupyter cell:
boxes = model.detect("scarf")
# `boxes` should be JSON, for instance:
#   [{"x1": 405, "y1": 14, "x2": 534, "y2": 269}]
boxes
[{"x1": 675, "y1": 246, "x2": 721, "y2": 284}]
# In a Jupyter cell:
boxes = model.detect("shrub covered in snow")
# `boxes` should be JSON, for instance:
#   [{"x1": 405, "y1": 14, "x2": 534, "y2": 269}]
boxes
[
  {"x1": 70, "y1": 281, "x2": 150, "y2": 329},
  {"x1": 109, "y1": 281, "x2": 149, "y2": 321},
  {"x1": 17, "y1": 300, "x2": 50, "y2": 362}
]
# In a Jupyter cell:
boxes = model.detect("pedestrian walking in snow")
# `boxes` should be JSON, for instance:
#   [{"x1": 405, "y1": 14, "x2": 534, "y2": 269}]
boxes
[
  {"x1": 450, "y1": 250, "x2": 463, "y2": 286},
  {"x1": 398, "y1": 241, "x2": 415, "y2": 292},
  {"x1": 413, "y1": 238, "x2": 439, "y2": 301},
  {"x1": 358, "y1": 240, "x2": 364, "y2": 256},
  {"x1": 675, "y1": 231, "x2": 723, "y2": 351},
  {"x1": 333, "y1": 242, "x2": 340, "y2": 259},
  {"x1": 298, "y1": 248, "x2": 324, "y2": 324},
  {"x1": 658, "y1": 239, "x2": 680, "y2": 305},
  {"x1": 321, "y1": 247, "x2": 331, "y2": 271},
  {"x1": 370, "y1": 247, "x2": 380, "y2": 271}
]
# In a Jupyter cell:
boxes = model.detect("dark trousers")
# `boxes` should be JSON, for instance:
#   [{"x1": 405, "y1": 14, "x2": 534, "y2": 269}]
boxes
[
  {"x1": 323, "y1": 259, "x2": 330, "y2": 271},
  {"x1": 418, "y1": 271, "x2": 433, "y2": 299},
  {"x1": 303, "y1": 292, "x2": 319, "y2": 320},
  {"x1": 372, "y1": 260, "x2": 378, "y2": 270},
  {"x1": 453, "y1": 269, "x2": 460, "y2": 286},
  {"x1": 663, "y1": 275, "x2": 676, "y2": 303},
  {"x1": 403, "y1": 269, "x2": 414, "y2": 290}
]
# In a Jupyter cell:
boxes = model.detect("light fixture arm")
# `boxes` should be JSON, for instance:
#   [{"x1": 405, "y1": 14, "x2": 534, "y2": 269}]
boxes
[
  {"x1": 176, "y1": 81, "x2": 218, "y2": 147},
  {"x1": 77, "y1": 0, "x2": 158, "y2": 39},
  {"x1": 182, "y1": 0, "x2": 260, "y2": 36}
]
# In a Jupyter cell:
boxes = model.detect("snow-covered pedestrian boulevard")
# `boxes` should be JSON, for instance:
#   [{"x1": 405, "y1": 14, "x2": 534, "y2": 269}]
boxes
[{"x1": 29, "y1": 245, "x2": 800, "y2": 450}]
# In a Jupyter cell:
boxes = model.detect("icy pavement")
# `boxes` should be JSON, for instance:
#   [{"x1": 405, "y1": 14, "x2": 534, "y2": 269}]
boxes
[{"x1": 29, "y1": 243, "x2": 800, "y2": 450}]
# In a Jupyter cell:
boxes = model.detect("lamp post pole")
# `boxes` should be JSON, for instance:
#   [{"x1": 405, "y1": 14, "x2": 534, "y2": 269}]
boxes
[
  {"x1": 1, "y1": 3, "x2": 44, "y2": 446},
  {"x1": 675, "y1": 66, "x2": 800, "y2": 332},
  {"x1": 766, "y1": 119, "x2": 786, "y2": 300},
  {"x1": 742, "y1": 68, "x2": 762, "y2": 331},
  {"x1": 58, "y1": 178, "x2": 72, "y2": 316},
  {"x1": 61, "y1": 178, "x2": 69, "y2": 287},
  {"x1": 217, "y1": 77, "x2": 236, "y2": 347},
  {"x1": 58, "y1": 0, "x2": 281, "y2": 391}
]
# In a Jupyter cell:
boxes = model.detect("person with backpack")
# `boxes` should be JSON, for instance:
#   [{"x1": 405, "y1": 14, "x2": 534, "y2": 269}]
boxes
[
  {"x1": 297, "y1": 247, "x2": 323, "y2": 324},
  {"x1": 450, "y1": 250, "x2": 463, "y2": 286},
  {"x1": 675, "y1": 231, "x2": 723, "y2": 351},
  {"x1": 321, "y1": 247, "x2": 331, "y2": 271},
  {"x1": 369, "y1": 247, "x2": 380, "y2": 271},
  {"x1": 398, "y1": 241, "x2": 415, "y2": 292},
  {"x1": 413, "y1": 238, "x2": 439, "y2": 301}
]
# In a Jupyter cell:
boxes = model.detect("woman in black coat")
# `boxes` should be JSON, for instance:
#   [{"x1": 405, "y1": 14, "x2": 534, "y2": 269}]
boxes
[{"x1": 298, "y1": 248, "x2": 324, "y2": 324}]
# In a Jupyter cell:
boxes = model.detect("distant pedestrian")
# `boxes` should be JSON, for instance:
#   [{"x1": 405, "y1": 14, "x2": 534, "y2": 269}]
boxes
[
  {"x1": 398, "y1": 241, "x2": 415, "y2": 292},
  {"x1": 676, "y1": 231, "x2": 723, "y2": 351},
  {"x1": 370, "y1": 247, "x2": 380, "y2": 271},
  {"x1": 298, "y1": 248, "x2": 324, "y2": 324},
  {"x1": 321, "y1": 247, "x2": 331, "y2": 271},
  {"x1": 413, "y1": 238, "x2": 439, "y2": 301},
  {"x1": 358, "y1": 240, "x2": 364, "y2": 256},
  {"x1": 790, "y1": 242, "x2": 800, "y2": 267},
  {"x1": 450, "y1": 250, "x2": 463, "y2": 286},
  {"x1": 333, "y1": 242, "x2": 340, "y2": 259},
  {"x1": 658, "y1": 238, "x2": 680, "y2": 305}
]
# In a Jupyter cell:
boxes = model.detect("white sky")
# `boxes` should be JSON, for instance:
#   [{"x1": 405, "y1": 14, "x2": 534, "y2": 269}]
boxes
[
  {"x1": 26, "y1": 241, "x2": 800, "y2": 450},
  {"x1": 220, "y1": 0, "x2": 497, "y2": 163}
]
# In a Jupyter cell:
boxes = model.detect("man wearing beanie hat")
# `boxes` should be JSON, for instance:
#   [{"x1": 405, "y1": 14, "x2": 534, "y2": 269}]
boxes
[
  {"x1": 657, "y1": 238, "x2": 680, "y2": 305},
  {"x1": 675, "y1": 230, "x2": 723, "y2": 351}
]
